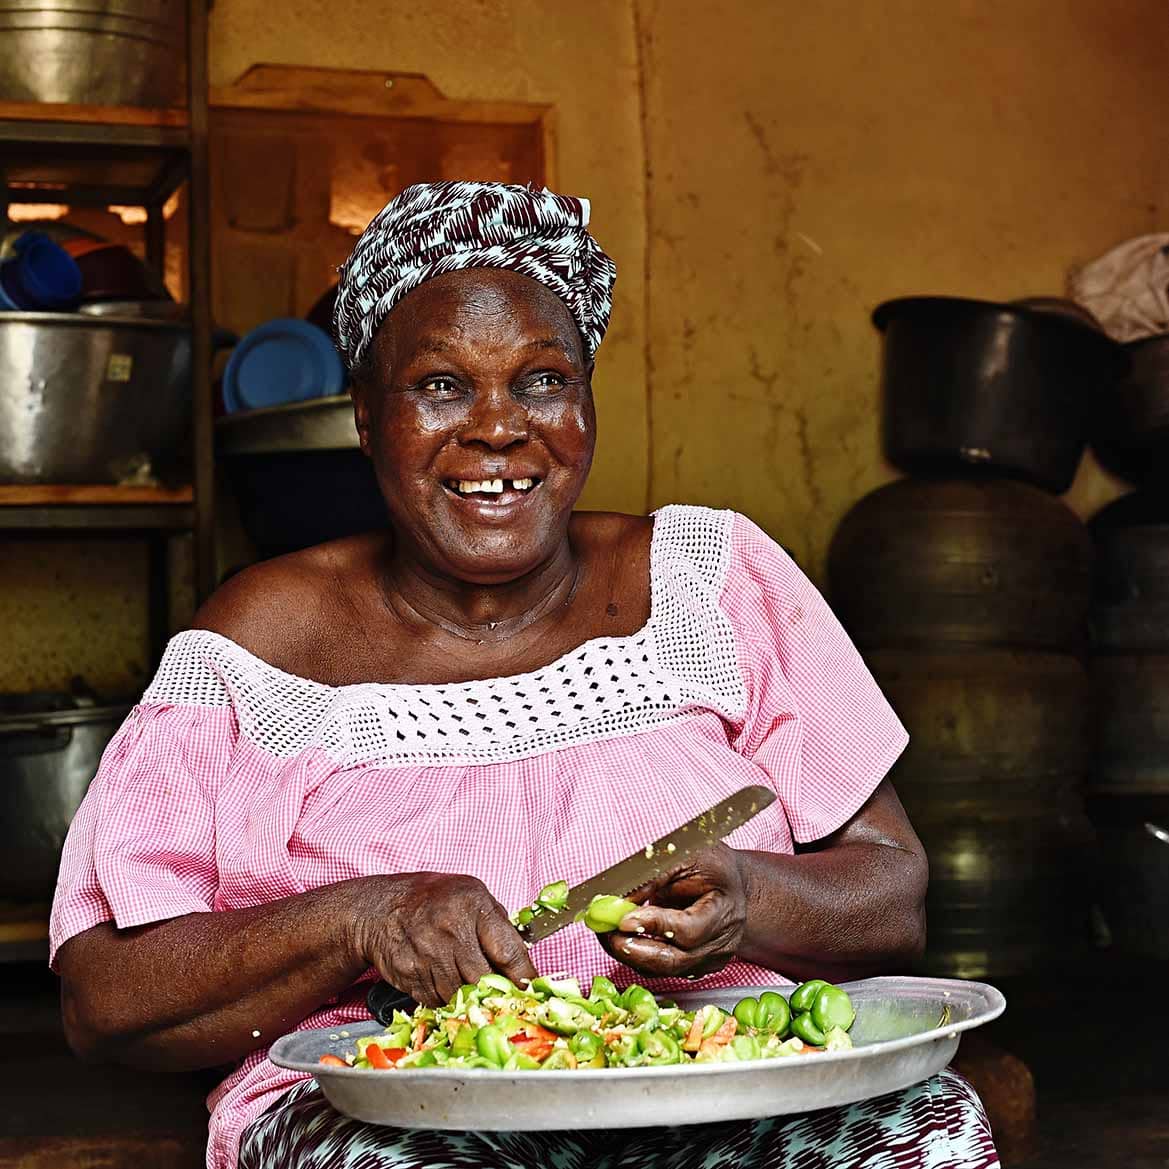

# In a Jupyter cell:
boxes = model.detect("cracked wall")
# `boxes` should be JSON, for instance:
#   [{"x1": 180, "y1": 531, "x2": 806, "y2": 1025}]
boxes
[{"x1": 636, "y1": 0, "x2": 1169, "y2": 576}]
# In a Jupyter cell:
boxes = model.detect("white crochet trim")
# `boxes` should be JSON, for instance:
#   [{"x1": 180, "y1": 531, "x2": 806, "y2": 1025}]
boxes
[{"x1": 145, "y1": 505, "x2": 747, "y2": 767}]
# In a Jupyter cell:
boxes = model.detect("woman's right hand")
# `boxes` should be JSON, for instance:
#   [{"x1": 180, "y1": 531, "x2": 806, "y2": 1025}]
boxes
[{"x1": 346, "y1": 872, "x2": 537, "y2": 1006}]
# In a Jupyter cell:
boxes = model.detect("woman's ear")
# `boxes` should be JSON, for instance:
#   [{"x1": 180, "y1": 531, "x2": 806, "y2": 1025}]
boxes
[{"x1": 350, "y1": 380, "x2": 373, "y2": 458}]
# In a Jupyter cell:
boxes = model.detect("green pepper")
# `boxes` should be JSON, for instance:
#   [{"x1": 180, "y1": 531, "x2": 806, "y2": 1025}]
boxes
[
  {"x1": 637, "y1": 1029, "x2": 683, "y2": 1065},
  {"x1": 539, "y1": 1047, "x2": 577, "y2": 1070},
  {"x1": 535, "y1": 880, "x2": 570, "y2": 912},
  {"x1": 397, "y1": 1049, "x2": 438, "y2": 1068},
  {"x1": 620, "y1": 985, "x2": 659, "y2": 1024},
  {"x1": 537, "y1": 997, "x2": 591, "y2": 1035},
  {"x1": 564, "y1": 995, "x2": 605, "y2": 1018},
  {"x1": 531, "y1": 975, "x2": 583, "y2": 1000},
  {"x1": 514, "y1": 907, "x2": 535, "y2": 927},
  {"x1": 503, "y1": 1051, "x2": 542, "y2": 1071},
  {"x1": 791, "y1": 1011, "x2": 827, "y2": 1047},
  {"x1": 788, "y1": 979, "x2": 829, "y2": 1014},
  {"x1": 476, "y1": 973, "x2": 518, "y2": 997},
  {"x1": 757, "y1": 991, "x2": 791, "y2": 1036},
  {"x1": 811, "y1": 985, "x2": 855, "y2": 1034},
  {"x1": 462, "y1": 1055, "x2": 497, "y2": 1069},
  {"x1": 589, "y1": 975, "x2": 619, "y2": 1001},
  {"x1": 450, "y1": 1024, "x2": 476, "y2": 1058},
  {"x1": 475, "y1": 1023, "x2": 512, "y2": 1066},
  {"x1": 731, "y1": 1033, "x2": 762, "y2": 1061},
  {"x1": 576, "y1": 894, "x2": 639, "y2": 933},
  {"x1": 733, "y1": 996, "x2": 763, "y2": 1030},
  {"x1": 493, "y1": 1014, "x2": 524, "y2": 1037},
  {"x1": 569, "y1": 1031, "x2": 604, "y2": 1064},
  {"x1": 700, "y1": 1005, "x2": 727, "y2": 1038},
  {"x1": 605, "y1": 1033, "x2": 641, "y2": 1067}
]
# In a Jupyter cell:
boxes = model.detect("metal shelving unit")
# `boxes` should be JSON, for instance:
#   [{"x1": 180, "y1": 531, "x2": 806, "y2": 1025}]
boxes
[{"x1": 0, "y1": 0, "x2": 216, "y2": 646}]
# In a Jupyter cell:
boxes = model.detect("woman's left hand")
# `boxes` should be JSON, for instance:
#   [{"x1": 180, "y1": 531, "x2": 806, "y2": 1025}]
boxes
[{"x1": 598, "y1": 844, "x2": 750, "y2": 979}]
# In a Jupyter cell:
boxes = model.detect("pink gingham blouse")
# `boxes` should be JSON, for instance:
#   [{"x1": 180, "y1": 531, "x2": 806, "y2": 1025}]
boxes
[{"x1": 50, "y1": 506, "x2": 908, "y2": 1169}]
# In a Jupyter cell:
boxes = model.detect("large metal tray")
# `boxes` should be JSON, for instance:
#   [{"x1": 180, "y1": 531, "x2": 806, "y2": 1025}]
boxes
[{"x1": 269, "y1": 976, "x2": 1004, "y2": 1131}]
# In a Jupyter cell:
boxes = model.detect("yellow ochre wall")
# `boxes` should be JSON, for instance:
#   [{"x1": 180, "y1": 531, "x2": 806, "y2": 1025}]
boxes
[
  {"x1": 3, "y1": 0, "x2": 1166, "y2": 692},
  {"x1": 636, "y1": 0, "x2": 1166, "y2": 572}
]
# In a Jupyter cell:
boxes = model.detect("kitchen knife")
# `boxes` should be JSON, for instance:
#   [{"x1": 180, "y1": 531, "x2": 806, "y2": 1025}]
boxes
[
  {"x1": 519, "y1": 783, "x2": 776, "y2": 943},
  {"x1": 366, "y1": 783, "x2": 776, "y2": 1024}
]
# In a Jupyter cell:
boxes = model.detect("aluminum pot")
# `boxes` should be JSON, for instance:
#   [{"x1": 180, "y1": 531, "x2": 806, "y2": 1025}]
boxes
[
  {"x1": 0, "y1": 695, "x2": 131, "y2": 903},
  {"x1": 0, "y1": 312, "x2": 192, "y2": 483},
  {"x1": 0, "y1": 0, "x2": 186, "y2": 108},
  {"x1": 874, "y1": 296, "x2": 1126, "y2": 494}
]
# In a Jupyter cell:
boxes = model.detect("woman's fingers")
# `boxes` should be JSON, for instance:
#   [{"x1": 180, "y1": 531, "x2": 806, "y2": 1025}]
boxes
[
  {"x1": 478, "y1": 908, "x2": 538, "y2": 985},
  {"x1": 454, "y1": 948, "x2": 491, "y2": 991},
  {"x1": 619, "y1": 892, "x2": 721, "y2": 948}
]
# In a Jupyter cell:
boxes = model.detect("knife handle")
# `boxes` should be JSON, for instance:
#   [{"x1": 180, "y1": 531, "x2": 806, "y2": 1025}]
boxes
[{"x1": 366, "y1": 980, "x2": 416, "y2": 1025}]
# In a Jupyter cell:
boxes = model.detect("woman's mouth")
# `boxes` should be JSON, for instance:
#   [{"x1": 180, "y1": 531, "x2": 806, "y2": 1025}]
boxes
[{"x1": 442, "y1": 477, "x2": 541, "y2": 507}]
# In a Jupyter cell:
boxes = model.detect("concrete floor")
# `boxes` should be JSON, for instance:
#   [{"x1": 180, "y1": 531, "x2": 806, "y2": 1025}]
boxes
[{"x1": 0, "y1": 957, "x2": 1165, "y2": 1168}]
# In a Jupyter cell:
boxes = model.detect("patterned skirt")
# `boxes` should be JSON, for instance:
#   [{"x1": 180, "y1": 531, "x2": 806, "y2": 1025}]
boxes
[{"x1": 237, "y1": 1069, "x2": 999, "y2": 1169}]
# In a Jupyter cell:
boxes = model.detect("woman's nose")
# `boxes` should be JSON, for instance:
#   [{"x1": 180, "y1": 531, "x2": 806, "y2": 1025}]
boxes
[{"x1": 459, "y1": 386, "x2": 529, "y2": 449}]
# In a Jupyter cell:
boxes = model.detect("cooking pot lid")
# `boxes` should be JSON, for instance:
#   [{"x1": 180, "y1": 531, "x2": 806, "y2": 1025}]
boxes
[{"x1": 0, "y1": 690, "x2": 133, "y2": 728}]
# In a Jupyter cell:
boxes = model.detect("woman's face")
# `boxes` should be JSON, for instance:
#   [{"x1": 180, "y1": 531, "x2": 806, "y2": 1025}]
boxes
[{"x1": 352, "y1": 268, "x2": 596, "y2": 585}]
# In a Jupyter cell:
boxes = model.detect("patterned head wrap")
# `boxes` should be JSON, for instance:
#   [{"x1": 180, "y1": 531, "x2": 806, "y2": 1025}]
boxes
[{"x1": 333, "y1": 180, "x2": 617, "y2": 374}]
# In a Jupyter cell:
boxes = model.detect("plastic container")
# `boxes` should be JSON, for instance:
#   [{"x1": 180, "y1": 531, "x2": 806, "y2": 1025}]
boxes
[{"x1": 0, "y1": 232, "x2": 82, "y2": 311}]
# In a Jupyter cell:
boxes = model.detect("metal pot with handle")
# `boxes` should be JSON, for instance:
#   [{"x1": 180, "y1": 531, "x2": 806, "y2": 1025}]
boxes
[
  {"x1": 0, "y1": 693, "x2": 131, "y2": 902},
  {"x1": 0, "y1": 312, "x2": 233, "y2": 483}
]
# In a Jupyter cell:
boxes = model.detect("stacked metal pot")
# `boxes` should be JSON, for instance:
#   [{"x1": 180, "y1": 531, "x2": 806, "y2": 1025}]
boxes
[
  {"x1": 1086, "y1": 336, "x2": 1169, "y2": 960},
  {"x1": 828, "y1": 297, "x2": 1125, "y2": 979}
]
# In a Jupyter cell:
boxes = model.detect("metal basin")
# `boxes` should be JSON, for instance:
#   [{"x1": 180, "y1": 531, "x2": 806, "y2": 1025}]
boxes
[
  {"x1": 0, "y1": 1, "x2": 186, "y2": 107},
  {"x1": 270, "y1": 977, "x2": 1005, "y2": 1131},
  {"x1": 0, "y1": 312, "x2": 192, "y2": 483},
  {"x1": 0, "y1": 696, "x2": 131, "y2": 902}
]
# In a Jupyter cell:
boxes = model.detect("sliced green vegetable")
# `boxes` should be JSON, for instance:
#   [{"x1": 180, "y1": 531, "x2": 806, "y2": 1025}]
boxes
[
  {"x1": 531, "y1": 975, "x2": 583, "y2": 1000},
  {"x1": 475, "y1": 1024, "x2": 512, "y2": 1066},
  {"x1": 589, "y1": 975, "x2": 619, "y2": 1001},
  {"x1": 576, "y1": 894, "x2": 639, "y2": 933},
  {"x1": 535, "y1": 880, "x2": 570, "y2": 911}
]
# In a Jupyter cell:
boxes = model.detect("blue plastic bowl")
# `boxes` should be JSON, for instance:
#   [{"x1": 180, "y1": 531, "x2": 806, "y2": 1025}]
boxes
[{"x1": 223, "y1": 318, "x2": 346, "y2": 413}]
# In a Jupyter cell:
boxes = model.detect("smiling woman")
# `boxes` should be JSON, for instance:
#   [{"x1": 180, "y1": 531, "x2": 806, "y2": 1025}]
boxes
[{"x1": 49, "y1": 182, "x2": 997, "y2": 1169}]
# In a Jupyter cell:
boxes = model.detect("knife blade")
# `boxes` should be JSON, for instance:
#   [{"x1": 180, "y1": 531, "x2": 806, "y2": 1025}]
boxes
[
  {"x1": 364, "y1": 784, "x2": 777, "y2": 1025},
  {"x1": 518, "y1": 784, "x2": 776, "y2": 943}
]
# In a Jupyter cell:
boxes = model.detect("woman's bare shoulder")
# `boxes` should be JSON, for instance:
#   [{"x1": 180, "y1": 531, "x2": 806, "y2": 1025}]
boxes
[{"x1": 191, "y1": 535, "x2": 382, "y2": 670}]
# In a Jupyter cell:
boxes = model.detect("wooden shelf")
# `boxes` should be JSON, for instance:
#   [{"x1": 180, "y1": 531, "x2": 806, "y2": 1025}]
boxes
[
  {"x1": 0, "y1": 485, "x2": 195, "y2": 531},
  {"x1": 0, "y1": 100, "x2": 188, "y2": 129},
  {"x1": 0, "y1": 484, "x2": 192, "y2": 506}
]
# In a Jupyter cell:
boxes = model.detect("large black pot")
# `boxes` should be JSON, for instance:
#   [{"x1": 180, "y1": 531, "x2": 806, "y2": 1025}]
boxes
[
  {"x1": 1090, "y1": 334, "x2": 1169, "y2": 486},
  {"x1": 216, "y1": 396, "x2": 388, "y2": 560},
  {"x1": 1089, "y1": 492, "x2": 1169, "y2": 653},
  {"x1": 874, "y1": 296, "x2": 1126, "y2": 494},
  {"x1": 828, "y1": 476, "x2": 1092, "y2": 652}
]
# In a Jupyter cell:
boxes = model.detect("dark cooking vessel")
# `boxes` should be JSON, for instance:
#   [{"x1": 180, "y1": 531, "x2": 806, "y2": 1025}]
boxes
[
  {"x1": 1090, "y1": 334, "x2": 1169, "y2": 486},
  {"x1": 0, "y1": 693, "x2": 131, "y2": 902},
  {"x1": 874, "y1": 296, "x2": 1127, "y2": 494}
]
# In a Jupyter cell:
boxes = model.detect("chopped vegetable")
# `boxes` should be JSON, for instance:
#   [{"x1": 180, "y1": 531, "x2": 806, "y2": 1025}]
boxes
[
  {"x1": 576, "y1": 894, "x2": 639, "y2": 933},
  {"x1": 344, "y1": 972, "x2": 856, "y2": 1072}
]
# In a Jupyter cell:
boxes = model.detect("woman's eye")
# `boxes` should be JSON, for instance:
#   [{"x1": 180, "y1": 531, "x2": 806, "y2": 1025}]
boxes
[
  {"x1": 527, "y1": 372, "x2": 565, "y2": 393},
  {"x1": 419, "y1": 377, "x2": 461, "y2": 398}
]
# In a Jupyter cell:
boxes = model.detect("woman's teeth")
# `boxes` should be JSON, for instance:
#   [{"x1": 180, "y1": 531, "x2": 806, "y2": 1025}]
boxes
[{"x1": 451, "y1": 478, "x2": 535, "y2": 495}]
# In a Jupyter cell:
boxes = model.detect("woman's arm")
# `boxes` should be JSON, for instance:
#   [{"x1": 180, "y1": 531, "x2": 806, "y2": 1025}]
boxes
[
  {"x1": 57, "y1": 873, "x2": 537, "y2": 1072},
  {"x1": 603, "y1": 779, "x2": 928, "y2": 984}
]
